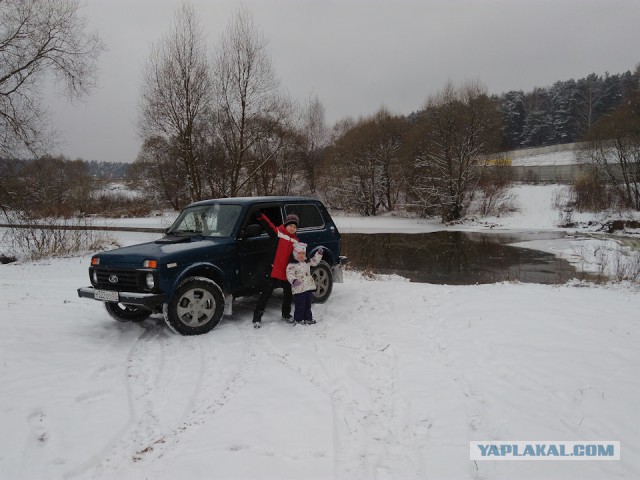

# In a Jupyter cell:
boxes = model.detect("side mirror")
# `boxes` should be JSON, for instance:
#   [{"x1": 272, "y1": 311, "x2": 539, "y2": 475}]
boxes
[{"x1": 242, "y1": 223, "x2": 262, "y2": 238}]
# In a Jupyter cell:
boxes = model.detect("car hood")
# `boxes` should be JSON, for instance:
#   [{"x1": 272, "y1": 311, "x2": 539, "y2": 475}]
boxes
[{"x1": 95, "y1": 236, "x2": 234, "y2": 268}]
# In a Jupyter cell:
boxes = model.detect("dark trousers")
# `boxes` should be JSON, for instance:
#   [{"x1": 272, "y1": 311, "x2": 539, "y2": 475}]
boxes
[
  {"x1": 293, "y1": 290, "x2": 313, "y2": 322},
  {"x1": 254, "y1": 277, "x2": 292, "y2": 320}
]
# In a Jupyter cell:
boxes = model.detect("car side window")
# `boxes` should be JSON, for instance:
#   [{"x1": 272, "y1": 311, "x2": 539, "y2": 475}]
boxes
[
  {"x1": 284, "y1": 204, "x2": 324, "y2": 229},
  {"x1": 245, "y1": 205, "x2": 283, "y2": 235}
]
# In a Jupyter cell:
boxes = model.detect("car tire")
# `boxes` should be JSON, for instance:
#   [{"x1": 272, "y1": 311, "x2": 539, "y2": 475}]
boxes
[
  {"x1": 104, "y1": 302, "x2": 152, "y2": 322},
  {"x1": 163, "y1": 277, "x2": 224, "y2": 335},
  {"x1": 311, "y1": 261, "x2": 333, "y2": 303}
]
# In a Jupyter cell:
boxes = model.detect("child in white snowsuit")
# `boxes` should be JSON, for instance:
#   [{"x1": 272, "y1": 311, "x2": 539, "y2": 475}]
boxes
[{"x1": 286, "y1": 242, "x2": 323, "y2": 324}]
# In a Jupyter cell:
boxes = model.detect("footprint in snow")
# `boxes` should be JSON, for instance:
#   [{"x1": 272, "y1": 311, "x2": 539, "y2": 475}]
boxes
[{"x1": 27, "y1": 410, "x2": 49, "y2": 443}]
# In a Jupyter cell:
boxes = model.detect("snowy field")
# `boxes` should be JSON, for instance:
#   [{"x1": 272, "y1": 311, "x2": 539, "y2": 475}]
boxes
[{"x1": 1, "y1": 185, "x2": 640, "y2": 479}]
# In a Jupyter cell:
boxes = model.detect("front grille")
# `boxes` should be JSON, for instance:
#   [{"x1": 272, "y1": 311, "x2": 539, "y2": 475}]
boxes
[{"x1": 94, "y1": 268, "x2": 140, "y2": 291}]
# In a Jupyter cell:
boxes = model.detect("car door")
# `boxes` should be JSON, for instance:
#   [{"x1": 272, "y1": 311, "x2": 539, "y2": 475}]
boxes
[{"x1": 235, "y1": 204, "x2": 283, "y2": 294}]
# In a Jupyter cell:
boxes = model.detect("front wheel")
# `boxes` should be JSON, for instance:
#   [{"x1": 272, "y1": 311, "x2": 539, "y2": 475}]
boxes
[
  {"x1": 163, "y1": 277, "x2": 224, "y2": 335},
  {"x1": 104, "y1": 302, "x2": 151, "y2": 322},
  {"x1": 311, "y1": 261, "x2": 333, "y2": 303}
]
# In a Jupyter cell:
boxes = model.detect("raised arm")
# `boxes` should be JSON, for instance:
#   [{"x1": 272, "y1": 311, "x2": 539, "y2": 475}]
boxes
[
  {"x1": 257, "y1": 213, "x2": 299, "y2": 244},
  {"x1": 256, "y1": 213, "x2": 277, "y2": 238},
  {"x1": 309, "y1": 248, "x2": 323, "y2": 267}
]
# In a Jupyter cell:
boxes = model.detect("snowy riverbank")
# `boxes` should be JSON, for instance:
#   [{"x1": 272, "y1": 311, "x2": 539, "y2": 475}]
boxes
[{"x1": 1, "y1": 184, "x2": 639, "y2": 479}]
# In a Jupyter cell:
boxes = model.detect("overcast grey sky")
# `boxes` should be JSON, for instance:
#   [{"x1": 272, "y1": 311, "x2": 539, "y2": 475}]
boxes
[{"x1": 47, "y1": 0, "x2": 640, "y2": 164}]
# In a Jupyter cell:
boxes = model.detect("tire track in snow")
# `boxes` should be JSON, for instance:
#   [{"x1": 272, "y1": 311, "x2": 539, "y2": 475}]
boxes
[
  {"x1": 67, "y1": 319, "x2": 206, "y2": 478},
  {"x1": 243, "y1": 316, "x2": 365, "y2": 476},
  {"x1": 320, "y1": 327, "x2": 424, "y2": 477},
  {"x1": 406, "y1": 288, "x2": 502, "y2": 479},
  {"x1": 70, "y1": 321, "x2": 169, "y2": 477},
  {"x1": 139, "y1": 320, "x2": 260, "y2": 464},
  {"x1": 261, "y1": 297, "x2": 426, "y2": 480}
]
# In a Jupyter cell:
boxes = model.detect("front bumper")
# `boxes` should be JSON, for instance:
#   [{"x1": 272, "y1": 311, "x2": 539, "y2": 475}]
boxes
[{"x1": 77, "y1": 287, "x2": 164, "y2": 309}]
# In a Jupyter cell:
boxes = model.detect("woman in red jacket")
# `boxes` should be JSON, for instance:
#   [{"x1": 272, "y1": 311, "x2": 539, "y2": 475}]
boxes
[{"x1": 252, "y1": 213, "x2": 300, "y2": 328}]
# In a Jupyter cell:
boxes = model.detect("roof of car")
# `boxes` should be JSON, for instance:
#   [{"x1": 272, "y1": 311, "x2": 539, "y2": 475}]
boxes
[{"x1": 189, "y1": 196, "x2": 321, "y2": 207}]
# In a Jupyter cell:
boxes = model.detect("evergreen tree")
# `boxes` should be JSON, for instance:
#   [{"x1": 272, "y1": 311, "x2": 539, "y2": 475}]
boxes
[
  {"x1": 549, "y1": 79, "x2": 579, "y2": 143},
  {"x1": 500, "y1": 90, "x2": 527, "y2": 149},
  {"x1": 521, "y1": 88, "x2": 553, "y2": 147}
]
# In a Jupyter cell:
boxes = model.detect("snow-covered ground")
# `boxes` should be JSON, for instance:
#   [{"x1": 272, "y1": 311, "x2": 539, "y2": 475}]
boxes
[{"x1": 1, "y1": 185, "x2": 639, "y2": 480}]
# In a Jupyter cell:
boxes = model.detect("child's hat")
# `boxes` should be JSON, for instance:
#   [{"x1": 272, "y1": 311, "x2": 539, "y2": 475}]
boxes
[
  {"x1": 284, "y1": 213, "x2": 299, "y2": 227},
  {"x1": 293, "y1": 242, "x2": 307, "y2": 255}
]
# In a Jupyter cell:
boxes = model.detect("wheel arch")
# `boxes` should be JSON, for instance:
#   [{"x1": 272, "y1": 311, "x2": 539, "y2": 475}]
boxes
[
  {"x1": 310, "y1": 259, "x2": 333, "y2": 303},
  {"x1": 309, "y1": 245, "x2": 335, "y2": 266},
  {"x1": 171, "y1": 262, "x2": 228, "y2": 297}
]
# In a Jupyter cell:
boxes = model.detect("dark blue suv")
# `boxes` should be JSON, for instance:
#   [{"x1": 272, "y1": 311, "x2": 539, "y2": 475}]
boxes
[{"x1": 78, "y1": 197, "x2": 345, "y2": 335}]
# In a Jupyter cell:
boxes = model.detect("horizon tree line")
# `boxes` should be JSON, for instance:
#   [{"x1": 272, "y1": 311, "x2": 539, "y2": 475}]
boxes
[{"x1": 2, "y1": 1, "x2": 639, "y2": 221}]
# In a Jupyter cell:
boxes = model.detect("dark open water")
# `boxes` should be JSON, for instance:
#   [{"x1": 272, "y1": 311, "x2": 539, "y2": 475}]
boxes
[{"x1": 341, "y1": 231, "x2": 592, "y2": 285}]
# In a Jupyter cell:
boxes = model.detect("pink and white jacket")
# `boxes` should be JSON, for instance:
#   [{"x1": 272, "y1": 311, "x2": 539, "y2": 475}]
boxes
[{"x1": 286, "y1": 250, "x2": 323, "y2": 295}]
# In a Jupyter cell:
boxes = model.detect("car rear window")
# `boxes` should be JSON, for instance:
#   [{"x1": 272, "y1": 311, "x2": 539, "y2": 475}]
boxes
[{"x1": 284, "y1": 204, "x2": 324, "y2": 229}]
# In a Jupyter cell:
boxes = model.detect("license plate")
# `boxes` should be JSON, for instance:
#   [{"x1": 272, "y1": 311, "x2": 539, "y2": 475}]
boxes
[{"x1": 95, "y1": 289, "x2": 119, "y2": 302}]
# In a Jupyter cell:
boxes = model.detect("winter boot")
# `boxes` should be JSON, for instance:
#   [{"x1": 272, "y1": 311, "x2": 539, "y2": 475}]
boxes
[
  {"x1": 303, "y1": 319, "x2": 316, "y2": 325},
  {"x1": 281, "y1": 313, "x2": 294, "y2": 323},
  {"x1": 253, "y1": 310, "x2": 263, "y2": 328}
]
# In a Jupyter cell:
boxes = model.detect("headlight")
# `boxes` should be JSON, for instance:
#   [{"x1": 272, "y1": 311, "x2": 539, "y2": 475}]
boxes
[{"x1": 145, "y1": 273, "x2": 155, "y2": 289}]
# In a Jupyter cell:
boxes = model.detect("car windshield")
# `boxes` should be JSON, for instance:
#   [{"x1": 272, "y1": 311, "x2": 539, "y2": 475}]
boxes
[{"x1": 168, "y1": 204, "x2": 242, "y2": 238}]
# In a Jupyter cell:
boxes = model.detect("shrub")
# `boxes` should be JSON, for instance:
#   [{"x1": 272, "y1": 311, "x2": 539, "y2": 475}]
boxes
[
  {"x1": 83, "y1": 192, "x2": 156, "y2": 218},
  {"x1": 2, "y1": 211, "x2": 113, "y2": 260},
  {"x1": 475, "y1": 161, "x2": 517, "y2": 216},
  {"x1": 522, "y1": 169, "x2": 539, "y2": 184},
  {"x1": 571, "y1": 173, "x2": 611, "y2": 211}
]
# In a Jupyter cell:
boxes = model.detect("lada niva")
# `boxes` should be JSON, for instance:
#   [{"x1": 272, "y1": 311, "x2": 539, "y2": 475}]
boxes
[{"x1": 78, "y1": 197, "x2": 345, "y2": 335}]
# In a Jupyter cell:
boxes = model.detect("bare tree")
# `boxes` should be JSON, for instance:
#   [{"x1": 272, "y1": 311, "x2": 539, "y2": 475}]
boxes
[
  {"x1": 579, "y1": 89, "x2": 640, "y2": 210},
  {"x1": 138, "y1": 2, "x2": 212, "y2": 203},
  {"x1": 131, "y1": 137, "x2": 189, "y2": 210},
  {"x1": 245, "y1": 117, "x2": 302, "y2": 196},
  {"x1": 371, "y1": 108, "x2": 406, "y2": 211},
  {"x1": 316, "y1": 117, "x2": 353, "y2": 210},
  {"x1": 0, "y1": 155, "x2": 92, "y2": 217},
  {"x1": 322, "y1": 108, "x2": 405, "y2": 215},
  {"x1": 409, "y1": 81, "x2": 501, "y2": 221},
  {"x1": 0, "y1": 0, "x2": 104, "y2": 158},
  {"x1": 299, "y1": 95, "x2": 328, "y2": 194},
  {"x1": 200, "y1": 129, "x2": 232, "y2": 199},
  {"x1": 213, "y1": 6, "x2": 291, "y2": 196}
]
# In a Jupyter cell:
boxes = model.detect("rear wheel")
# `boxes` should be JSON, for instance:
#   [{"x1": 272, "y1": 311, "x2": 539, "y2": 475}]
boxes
[
  {"x1": 104, "y1": 302, "x2": 151, "y2": 322},
  {"x1": 311, "y1": 261, "x2": 333, "y2": 303},
  {"x1": 163, "y1": 277, "x2": 224, "y2": 335}
]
